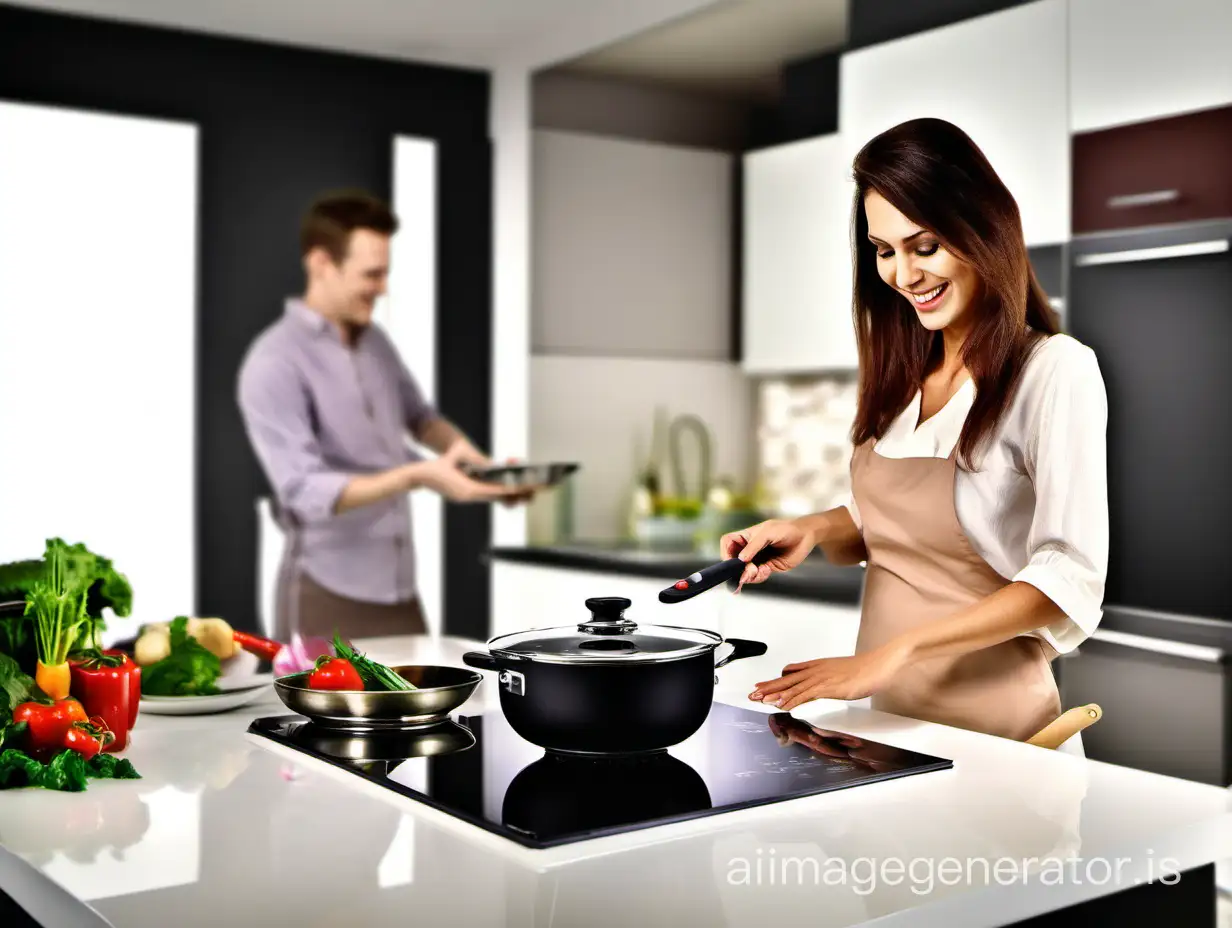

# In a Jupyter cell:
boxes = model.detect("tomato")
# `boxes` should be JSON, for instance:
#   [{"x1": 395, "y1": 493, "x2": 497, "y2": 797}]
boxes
[
  {"x1": 12, "y1": 698, "x2": 88, "y2": 753},
  {"x1": 307, "y1": 657, "x2": 364, "y2": 691},
  {"x1": 63, "y1": 722, "x2": 112, "y2": 759}
]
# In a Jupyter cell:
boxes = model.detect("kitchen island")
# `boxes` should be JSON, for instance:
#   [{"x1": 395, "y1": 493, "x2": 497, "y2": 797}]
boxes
[{"x1": 1, "y1": 634, "x2": 1229, "y2": 928}]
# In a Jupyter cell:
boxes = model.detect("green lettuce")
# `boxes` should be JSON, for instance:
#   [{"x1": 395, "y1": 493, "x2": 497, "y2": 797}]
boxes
[{"x1": 140, "y1": 617, "x2": 221, "y2": 696}]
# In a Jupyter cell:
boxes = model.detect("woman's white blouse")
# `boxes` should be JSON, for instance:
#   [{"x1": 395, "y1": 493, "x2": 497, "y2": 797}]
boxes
[{"x1": 845, "y1": 333, "x2": 1109, "y2": 653}]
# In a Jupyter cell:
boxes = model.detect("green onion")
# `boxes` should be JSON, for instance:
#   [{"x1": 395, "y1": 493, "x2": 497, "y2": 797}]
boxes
[{"x1": 332, "y1": 633, "x2": 416, "y2": 691}]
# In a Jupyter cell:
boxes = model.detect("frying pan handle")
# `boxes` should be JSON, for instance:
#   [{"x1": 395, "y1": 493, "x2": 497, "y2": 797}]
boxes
[
  {"x1": 714, "y1": 638, "x2": 767, "y2": 669},
  {"x1": 462, "y1": 651, "x2": 500, "y2": 672}
]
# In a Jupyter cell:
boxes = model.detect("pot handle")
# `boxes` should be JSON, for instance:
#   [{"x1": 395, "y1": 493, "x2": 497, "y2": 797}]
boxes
[
  {"x1": 714, "y1": 638, "x2": 767, "y2": 669},
  {"x1": 462, "y1": 651, "x2": 500, "y2": 672}
]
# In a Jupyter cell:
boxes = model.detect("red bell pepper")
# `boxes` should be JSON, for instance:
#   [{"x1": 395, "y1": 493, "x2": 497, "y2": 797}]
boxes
[
  {"x1": 119, "y1": 650, "x2": 141, "y2": 730},
  {"x1": 69, "y1": 650, "x2": 140, "y2": 753},
  {"x1": 12, "y1": 698, "x2": 88, "y2": 758}
]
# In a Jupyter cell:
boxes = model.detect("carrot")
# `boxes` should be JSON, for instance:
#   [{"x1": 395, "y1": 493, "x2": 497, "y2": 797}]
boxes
[
  {"x1": 36, "y1": 660, "x2": 71, "y2": 700},
  {"x1": 232, "y1": 629, "x2": 284, "y2": 662}
]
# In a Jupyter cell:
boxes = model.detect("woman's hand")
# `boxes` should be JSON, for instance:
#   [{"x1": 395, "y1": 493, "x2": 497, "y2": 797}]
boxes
[
  {"x1": 720, "y1": 519, "x2": 816, "y2": 588},
  {"x1": 749, "y1": 643, "x2": 911, "y2": 711}
]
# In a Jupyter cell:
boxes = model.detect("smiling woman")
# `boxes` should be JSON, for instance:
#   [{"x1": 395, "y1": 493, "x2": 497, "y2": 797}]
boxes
[
  {"x1": 863, "y1": 197, "x2": 980, "y2": 326},
  {"x1": 848, "y1": 117, "x2": 1063, "y2": 465},
  {"x1": 723, "y1": 118, "x2": 1109, "y2": 752}
]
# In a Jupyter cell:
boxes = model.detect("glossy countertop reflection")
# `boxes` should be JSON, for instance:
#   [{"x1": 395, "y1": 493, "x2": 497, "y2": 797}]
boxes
[{"x1": 0, "y1": 635, "x2": 1229, "y2": 928}]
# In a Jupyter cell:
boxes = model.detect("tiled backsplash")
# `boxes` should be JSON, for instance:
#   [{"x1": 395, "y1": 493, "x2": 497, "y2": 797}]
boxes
[{"x1": 756, "y1": 374, "x2": 860, "y2": 517}]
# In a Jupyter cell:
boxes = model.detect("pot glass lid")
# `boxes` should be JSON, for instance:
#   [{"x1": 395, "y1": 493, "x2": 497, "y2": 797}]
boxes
[{"x1": 488, "y1": 597, "x2": 721, "y2": 663}]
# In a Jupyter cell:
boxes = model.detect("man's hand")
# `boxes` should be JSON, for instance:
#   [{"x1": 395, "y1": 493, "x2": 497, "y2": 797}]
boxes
[
  {"x1": 414, "y1": 444, "x2": 528, "y2": 503},
  {"x1": 445, "y1": 437, "x2": 492, "y2": 470},
  {"x1": 451, "y1": 444, "x2": 543, "y2": 508}
]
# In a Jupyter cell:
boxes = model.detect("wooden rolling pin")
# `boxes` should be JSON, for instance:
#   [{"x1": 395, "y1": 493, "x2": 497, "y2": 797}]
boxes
[{"x1": 1027, "y1": 704, "x2": 1103, "y2": 749}]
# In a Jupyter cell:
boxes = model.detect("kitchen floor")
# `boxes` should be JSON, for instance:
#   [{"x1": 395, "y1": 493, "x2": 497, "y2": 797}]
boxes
[{"x1": 1220, "y1": 892, "x2": 1231, "y2": 928}]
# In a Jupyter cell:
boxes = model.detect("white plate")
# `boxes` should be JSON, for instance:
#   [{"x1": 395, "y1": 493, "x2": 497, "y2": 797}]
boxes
[{"x1": 138, "y1": 674, "x2": 275, "y2": 715}]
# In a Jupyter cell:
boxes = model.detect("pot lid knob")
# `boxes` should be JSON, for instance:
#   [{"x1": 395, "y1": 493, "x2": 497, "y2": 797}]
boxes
[{"x1": 579, "y1": 597, "x2": 637, "y2": 635}]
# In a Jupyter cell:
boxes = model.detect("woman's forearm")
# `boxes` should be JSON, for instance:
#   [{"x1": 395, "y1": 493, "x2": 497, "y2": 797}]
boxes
[
  {"x1": 794, "y1": 507, "x2": 868, "y2": 565},
  {"x1": 891, "y1": 582, "x2": 1065, "y2": 664}
]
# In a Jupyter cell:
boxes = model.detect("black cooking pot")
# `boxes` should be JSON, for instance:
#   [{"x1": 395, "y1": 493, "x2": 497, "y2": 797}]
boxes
[{"x1": 462, "y1": 596, "x2": 766, "y2": 755}]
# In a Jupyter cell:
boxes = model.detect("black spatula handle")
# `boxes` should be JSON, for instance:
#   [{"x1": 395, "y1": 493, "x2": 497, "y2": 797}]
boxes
[{"x1": 658, "y1": 558, "x2": 750, "y2": 603}]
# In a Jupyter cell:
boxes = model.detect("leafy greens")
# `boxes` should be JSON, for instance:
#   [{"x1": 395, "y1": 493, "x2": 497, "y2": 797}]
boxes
[
  {"x1": 140, "y1": 616, "x2": 222, "y2": 696},
  {"x1": 0, "y1": 542, "x2": 132, "y2": 618},
  {"x1": 0, "y1": 539, "x2": 133, "y2": 662},
  {"x1": 0, "y1": 651, "x2": 47, "y2": 716},
  {"x1": 0, "y1": 747, "x2": 141, "y2": 792}
]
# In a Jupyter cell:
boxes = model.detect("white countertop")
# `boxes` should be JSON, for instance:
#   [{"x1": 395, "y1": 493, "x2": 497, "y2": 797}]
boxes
[{"x1": 1, "y1": 634, "x2": 1229, "y2": 928}]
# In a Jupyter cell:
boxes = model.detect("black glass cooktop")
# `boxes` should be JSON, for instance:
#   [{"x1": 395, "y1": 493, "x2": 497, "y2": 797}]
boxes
[{"x1": 247, "y1": 703, "x2": 952, "y2": 849}]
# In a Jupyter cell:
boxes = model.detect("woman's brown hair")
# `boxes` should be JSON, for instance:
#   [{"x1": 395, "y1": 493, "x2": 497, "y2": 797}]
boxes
[{"x1": 848, "y1": 117, "x2": 1060, "y2": 469}]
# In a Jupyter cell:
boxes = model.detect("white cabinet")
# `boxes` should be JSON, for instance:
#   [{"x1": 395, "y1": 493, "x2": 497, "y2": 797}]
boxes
[
  {"x1": 741, "y1": 133, "x2": 858, "y2": 374},
  {"x1": 1068, "y1": 0, "x2": 1232, "y2": 132},
  {"x1": 839, "y1": 0, "x2": 1069, "y2": 247}
]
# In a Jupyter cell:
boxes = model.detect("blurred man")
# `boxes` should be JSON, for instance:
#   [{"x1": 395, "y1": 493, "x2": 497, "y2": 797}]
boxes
[{"x1": 237, "y1": 190, "x2": 525, "y2": 642}]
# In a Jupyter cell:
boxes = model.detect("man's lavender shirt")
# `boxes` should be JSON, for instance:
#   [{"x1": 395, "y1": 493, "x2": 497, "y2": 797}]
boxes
[{"x1": 236, "y1": 298, "x2": 437, "y2": 604}]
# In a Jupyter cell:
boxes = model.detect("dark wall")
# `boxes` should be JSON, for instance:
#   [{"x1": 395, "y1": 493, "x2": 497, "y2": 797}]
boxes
[
  {"x1": 749, "y1": 51, "x2": 841, "y2": 148},
  {"x1": 0, "y1": 4, "x2": 493, "y2": 638},
  {"x1": 847, "y1": 0, "x2": 1036, "y2": 50}
]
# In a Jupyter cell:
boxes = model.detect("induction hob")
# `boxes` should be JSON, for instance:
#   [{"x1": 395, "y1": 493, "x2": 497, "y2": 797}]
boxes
[{"x1": 247, "y1": 703, "x2": 952, "y2": 849}]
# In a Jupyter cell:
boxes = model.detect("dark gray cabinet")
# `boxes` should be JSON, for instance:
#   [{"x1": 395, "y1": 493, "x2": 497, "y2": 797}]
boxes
[
  {"x1": 1068, "y1": 221, "x2": 1232, "y2": 621},
  {"x1": 1057, "y1": 617, "x2": 1231, "y2": 787}
]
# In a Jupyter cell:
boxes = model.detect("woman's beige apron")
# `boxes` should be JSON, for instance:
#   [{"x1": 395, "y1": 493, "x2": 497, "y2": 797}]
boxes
[{"x1": 850, "y1": 440, "x2": 1061, "y2": 741}]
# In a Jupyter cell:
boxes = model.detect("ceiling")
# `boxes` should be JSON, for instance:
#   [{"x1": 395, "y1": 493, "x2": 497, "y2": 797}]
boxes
[
  {"x1": 2, "y1": 0, "x2": 659, "y2": 69},
  {"x1": 8, "y1": 0, "x2": 847, "y2": 100},
  {"x1": 552, "y1": 0, "x2": 849, "y2": 100}
]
